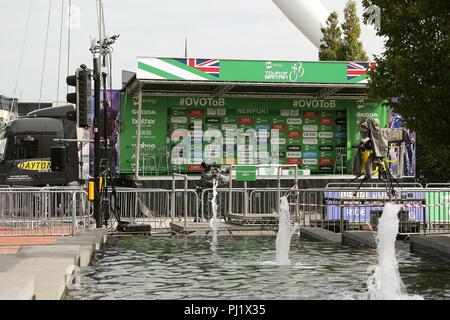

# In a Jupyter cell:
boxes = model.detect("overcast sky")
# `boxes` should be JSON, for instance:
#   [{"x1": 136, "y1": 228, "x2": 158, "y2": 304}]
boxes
[{"x1": 0, "y1": 0, "x2": 385, "y2": 102}]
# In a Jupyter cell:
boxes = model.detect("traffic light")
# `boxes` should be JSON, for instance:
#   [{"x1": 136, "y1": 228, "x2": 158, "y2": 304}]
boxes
[{"x1": 66, "y1": 66, "x2": 92, "y2": 127}]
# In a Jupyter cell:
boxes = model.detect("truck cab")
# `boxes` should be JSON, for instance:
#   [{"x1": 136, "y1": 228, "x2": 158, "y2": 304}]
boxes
[{"x1": 0, "y1": 105, "x2": 79, "y2": 186}]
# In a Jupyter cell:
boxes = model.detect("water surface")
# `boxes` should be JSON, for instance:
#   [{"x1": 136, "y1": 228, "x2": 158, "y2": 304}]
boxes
[{"x1": 65, "y1": 236, "x2": 450, "y2": 300}]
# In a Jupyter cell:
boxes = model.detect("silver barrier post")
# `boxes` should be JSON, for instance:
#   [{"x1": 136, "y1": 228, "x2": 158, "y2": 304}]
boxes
[
  {"x1": 194, "y1": 190, "x2": 199, "y2": 223},
  {"x1": 171, "y1": 174, "x2": 176, "y2": 221},
  {"x1": 277, "y1": 166, "x2": 281, "y2": 214},
  {"x1": 172, "y1": 173, "x2": 188, "y2": 225},
  {"x1": 228, "y1": 166, "x2": 233, "y2": 215},
  {"x1": 201, "y1": 191, "x2": 204, "y2": 221},
  {"x1": 134, "y1": 190, "x2": 138, "y2": 221},
  {"x1": 294, "y1": 165, "x2": 299, "y2": 223},
  {"x1": 422, "y1": 201, "x2": 427, "y2": 234},
  {"x1": 244, "y1": 181, "x2": 248, "y2": 216},
  {"x1": 72, "y1": 192, "x2": 77, "y2": 236}
]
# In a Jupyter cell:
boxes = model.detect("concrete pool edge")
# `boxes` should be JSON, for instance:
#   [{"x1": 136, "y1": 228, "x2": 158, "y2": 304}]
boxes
[
  {"x1": 300, "y1": 227, "x2": 342, "y2": 243},
  {"x1": 410, "y1": 234, "x2": 450, "y2": 258},
  {"x1": 0, "y1": 228, "x2": 108, "y2": 300}
]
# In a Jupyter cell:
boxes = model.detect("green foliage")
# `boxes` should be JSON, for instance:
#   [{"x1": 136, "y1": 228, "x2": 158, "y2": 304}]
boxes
[
  {"x1": 319, "y1": 12, "x2": 343, "y2": 61},
  {"x1": 362, "y1": 0, "x2": 450, "y2": 182},
  {"x1": 416, "y1": 139, "x2": 450, "y2": 184},
  {"x1": 319, "y1": 1, "x2": 368, "y2": 61},
  {"x1": 341, "y1": 0, "x2": 369, "y2": 61}
]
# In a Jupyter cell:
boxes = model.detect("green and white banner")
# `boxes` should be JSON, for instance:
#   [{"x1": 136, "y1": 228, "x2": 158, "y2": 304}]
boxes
[{"x1": 137, "y1": 57, "x2": 374, "y2": 84}]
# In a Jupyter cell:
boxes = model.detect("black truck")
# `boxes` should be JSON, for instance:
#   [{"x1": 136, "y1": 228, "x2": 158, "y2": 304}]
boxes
[{"x1": 0, "y1": 105, "x2": 80, "y2": 186}]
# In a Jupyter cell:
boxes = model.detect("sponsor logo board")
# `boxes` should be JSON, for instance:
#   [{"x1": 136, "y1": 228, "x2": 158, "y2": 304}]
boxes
[
  {"x1": 286, "y1": 152, "x2": 302, "y2": 158},
  {"x1": 303, "y1": 125, "x2": 318, "y2": 131},
  {"x1": 287, "y1": 118, "x2": 302, "y2": 125},
  {"x1": 303, "y1": 159, "x2": 318, "y2": 165},
  {"x1": 287, "y1": 145, "x2": 301, "y2": 151},
  {"x1": 303, "y1": 139, "x2": 318, "y2": 145}
]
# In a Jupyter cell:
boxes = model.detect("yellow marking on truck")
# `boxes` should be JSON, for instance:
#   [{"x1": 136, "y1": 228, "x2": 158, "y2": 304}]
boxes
[{"x1": 17, "y1": 161, "x2": 51, "y2": 171}]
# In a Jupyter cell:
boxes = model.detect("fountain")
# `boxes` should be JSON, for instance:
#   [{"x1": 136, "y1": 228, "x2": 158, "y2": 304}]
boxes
[
  {"x1": 276, "y1": 196, "x2": 299, "y2": 265},
  {"x1": 367, "y1": 202, "x2": 422, "y2": 300},
  {"x1": 209, "y1": 179, "x2": 219, "y2": 248}
]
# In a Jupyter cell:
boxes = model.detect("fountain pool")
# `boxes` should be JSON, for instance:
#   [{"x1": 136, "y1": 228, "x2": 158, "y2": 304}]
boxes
[{"x1": 65, "y1": 236, "x2": 450, "y2": 300}]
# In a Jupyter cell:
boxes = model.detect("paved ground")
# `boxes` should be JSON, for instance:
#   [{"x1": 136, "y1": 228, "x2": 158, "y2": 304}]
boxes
[
  {"x1": 0, "y1": 236, "x2": 59, "y2": 247},
  {"x1": 0, "y1": 227, "x2": 72, "y2": 237},
  {"x1": 0, "y1": 247, "x2": 21, "y2": 254}
]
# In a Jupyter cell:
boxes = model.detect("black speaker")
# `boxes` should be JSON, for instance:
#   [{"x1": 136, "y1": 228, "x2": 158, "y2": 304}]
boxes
[{"x1": 50, "y1": 145, "x2": 67, "y2": 172}]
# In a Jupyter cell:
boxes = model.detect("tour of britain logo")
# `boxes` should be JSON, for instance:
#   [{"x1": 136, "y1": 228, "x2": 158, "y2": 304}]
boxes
[{"x1": 264, "y1": 61, "x2": 305, "y2": 82}]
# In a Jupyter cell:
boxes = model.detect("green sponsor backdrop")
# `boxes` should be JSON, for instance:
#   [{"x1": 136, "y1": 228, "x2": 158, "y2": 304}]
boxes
[
  {"x1": 168, "y1": 97, "x2": 349, "y2": 173},
  {"x1": 119, "y1": 95, "x2": 388, "y2": 175},
  {"x1": 120, "y1": 95, "x2": 168, "y2": 174}
]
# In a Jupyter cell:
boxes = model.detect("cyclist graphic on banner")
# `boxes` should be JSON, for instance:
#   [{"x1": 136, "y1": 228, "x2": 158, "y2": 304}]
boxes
[{"x1": 289, "y1": 62, "x2": 305, "y2": 82}]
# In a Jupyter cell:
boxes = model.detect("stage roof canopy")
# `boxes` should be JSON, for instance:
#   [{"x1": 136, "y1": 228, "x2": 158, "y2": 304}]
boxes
[{"x1": 122, "y1": 57, "x2": 374, "y2": 100}]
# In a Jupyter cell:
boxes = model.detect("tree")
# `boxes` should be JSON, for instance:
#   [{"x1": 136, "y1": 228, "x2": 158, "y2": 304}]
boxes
[
  {"x1": 341, "y1": 0, "x2": 368, "y2": 61},
  {"x1": 362, "y1": 0, "x2": 450, "y2": 183},
  {"x1": 319, "y1": 12, "x2": 343, "y2": 61}
]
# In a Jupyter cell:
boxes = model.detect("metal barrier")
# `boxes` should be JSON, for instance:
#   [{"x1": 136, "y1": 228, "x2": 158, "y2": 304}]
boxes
[
  {"x1": 426, "y1": 183, "x2": 450, "y2": 188},
  {"x1": 290, "y1": 187, "x2": 450, "y2": 235},
  {"x1": 110, "y1": 188, "x2": 171, "y2": 230},
  {"x1": 172, "y1": 173, "x2": 189, "y2": 227},
  {"x1": 200, "y1": 188, "x2": 246, "y2": 221},
  {"x1": 172, "y1": 189, "x2": 199, "y2": 225},
  {"x1": 110, "y1": 186, "x2": 199, "y2": 230},
  {"x1": 93, "y1": 185, "x2": 450, "y2": 235},
  {"x1": 0, "y1": 188, "x2": 89, "y2": 237},
  {"x1": 3, "y1": 182, "x2": 446, "y2": 236},
  {"x1": 226, "y1": 164, "x2": 299, "y2": 215},
  {"x1": 326, "y1": 182, "x2": 424, "y2": 188},
  {"x1": 199, "y1": 187, "x2": 302, "y2": 225}
]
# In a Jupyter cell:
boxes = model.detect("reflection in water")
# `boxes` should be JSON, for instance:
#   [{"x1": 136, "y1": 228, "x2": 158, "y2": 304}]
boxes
[{"x1": 65, "y1": 236, "x2": 450, "y2": 300}]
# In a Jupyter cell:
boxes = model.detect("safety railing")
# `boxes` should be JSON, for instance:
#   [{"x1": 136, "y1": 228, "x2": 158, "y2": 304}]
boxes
[
  {"x1": 325, "y1": 182, "x2": 424, "y2": 188},
  {"x1": 0, "y1": 188, "x2": 89, "y2": 237},
  {"x1": 5, "y1": 183, "x2": 446, "y2": 236},
  {"x1": 109, "y1": 188, "x2": 171, "y2": 230},
  {"x1": 109, "y1": 186, "x2": 199, "y2": 230},
  {"x1": 172, "y1": 189, "x2": 199, "y2": 225},
  {"x1": 200, "y1": 188, "x2": 246, "y2": 221},
  {"x1": 290, "y1": 187, "x2": 450, "y2": 235},
  {"x1": 226, "y1": 164, "x2": 299, "y2": 216},
  {"x1": 199, "y1": 187, "x2": 302, "y2": 226},
  {"x1": 425, "y1": 183, "x2": 450, "y2": 188}
]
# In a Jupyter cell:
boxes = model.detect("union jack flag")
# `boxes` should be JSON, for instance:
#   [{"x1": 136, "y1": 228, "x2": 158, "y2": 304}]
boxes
[
  {"x1": 175, "y1": 58, "x2": 220, "y2": 77},
  {"x1": 347, "y1": 62, "x2": 376, "y2": 80}
]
